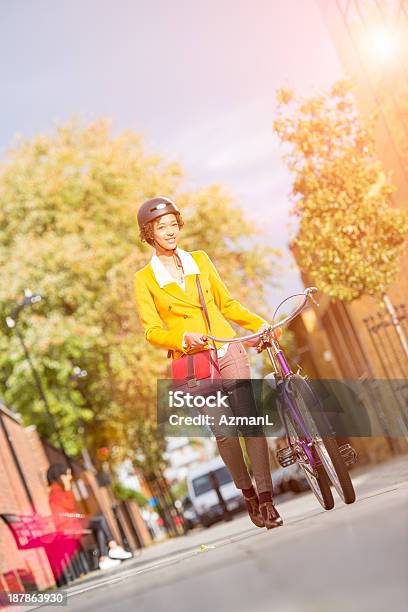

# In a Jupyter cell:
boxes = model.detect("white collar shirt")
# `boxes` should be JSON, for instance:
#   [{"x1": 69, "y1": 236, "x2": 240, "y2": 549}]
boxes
[{"x1": 150, "y1": 247, "x2": 200, "y2": 291}]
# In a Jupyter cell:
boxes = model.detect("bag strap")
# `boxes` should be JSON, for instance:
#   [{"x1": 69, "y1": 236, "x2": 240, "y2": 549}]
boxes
[
  {"x1": 196, "y1": 275, "x2": 220, "y2": 370},
  {"x1": 187, "y1": 354, "x2": 195, "y2": 379}
]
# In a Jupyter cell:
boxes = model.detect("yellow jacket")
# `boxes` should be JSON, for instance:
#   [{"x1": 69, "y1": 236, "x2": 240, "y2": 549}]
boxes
[{"x1": 134, "y1": 249, "x2": 267, "y2": 359}]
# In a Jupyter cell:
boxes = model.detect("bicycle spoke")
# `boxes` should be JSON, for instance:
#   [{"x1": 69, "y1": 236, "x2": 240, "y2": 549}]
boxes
[{"x1": 284, "y1": 406, "x2": 334, "y2": 510}]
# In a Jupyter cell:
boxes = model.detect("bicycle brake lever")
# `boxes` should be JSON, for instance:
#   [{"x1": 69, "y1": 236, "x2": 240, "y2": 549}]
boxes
[
  {"x1": 308, "y1": 294, "x2": 319, "y2": 308},
  {"x1": 256, "y1": 331, "x2": 273, "y2": 353},
  {"x1": 256, "y1": 342, "x2": 270, "y2": 353}
]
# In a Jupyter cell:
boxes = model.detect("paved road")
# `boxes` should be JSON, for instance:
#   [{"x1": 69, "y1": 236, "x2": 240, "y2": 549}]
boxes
[{"x1": 32, "y1": 458, "x2": 408, "y2": 612}]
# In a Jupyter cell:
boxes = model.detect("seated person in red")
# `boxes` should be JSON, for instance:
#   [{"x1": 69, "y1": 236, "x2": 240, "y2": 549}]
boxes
[{"x1": 47, "y1": 463, "x2": 132, "y2": 571}]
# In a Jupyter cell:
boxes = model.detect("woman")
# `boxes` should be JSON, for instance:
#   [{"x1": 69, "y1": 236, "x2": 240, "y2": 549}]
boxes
[
  {"x1": 47, "y1": 463, "x2": 132, "y2": 570},
  {"x1": 134, "y1": 197, "x2": 282, "y2": 529}
]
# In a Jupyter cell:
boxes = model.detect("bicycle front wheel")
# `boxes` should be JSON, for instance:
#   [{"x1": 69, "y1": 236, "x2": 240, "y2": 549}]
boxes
[
  {"x1": 313, "y1": 437, "x2": 356, "y2": 504},
  {"x1": 286, "y1": 375, "x2": 356, "y2": 504}
]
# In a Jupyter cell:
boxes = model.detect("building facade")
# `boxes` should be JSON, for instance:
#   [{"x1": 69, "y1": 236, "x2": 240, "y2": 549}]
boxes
[
  {"x1": 0, "y1": 400, "x2": 151, "y2": 594},
  {"x1": 287, "y1": 0, "x2": 408, "y2": 461}
]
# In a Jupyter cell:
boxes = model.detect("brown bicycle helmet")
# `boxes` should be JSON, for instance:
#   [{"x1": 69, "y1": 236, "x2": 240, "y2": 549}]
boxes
[
  {"x1": 138, "y1": 197, "x2": 183, "y2": 246},
  {"x1": 137, "y1": 197, "x2": 180, "y2": 230}
]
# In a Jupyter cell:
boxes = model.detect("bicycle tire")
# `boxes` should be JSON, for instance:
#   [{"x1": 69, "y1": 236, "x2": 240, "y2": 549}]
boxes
[
  {"x1": 286, "y1": 375, "x2": 356, "y2": 504},
  {"x1": 313, "y1": 437, "x2": 356, "y2": 504},
  {"x1": 283, "y1": 404, "x2": 334, "y2": 510}
]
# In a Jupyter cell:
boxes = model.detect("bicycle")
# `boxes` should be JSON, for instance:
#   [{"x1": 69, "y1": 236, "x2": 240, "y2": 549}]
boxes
[{"x1": 203, "y1": 287, "x2": 357, "y2": 510}]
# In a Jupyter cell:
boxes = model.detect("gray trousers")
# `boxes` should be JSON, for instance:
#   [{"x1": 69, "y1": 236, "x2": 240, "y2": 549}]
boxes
[{"x1": 213, "y1": 342, "x2": 273, "y2": 494}]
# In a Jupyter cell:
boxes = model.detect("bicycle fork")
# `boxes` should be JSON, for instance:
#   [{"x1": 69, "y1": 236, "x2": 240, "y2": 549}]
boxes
[{"x1": 277, "y1": 386, "x2": 322, "y2": 476}]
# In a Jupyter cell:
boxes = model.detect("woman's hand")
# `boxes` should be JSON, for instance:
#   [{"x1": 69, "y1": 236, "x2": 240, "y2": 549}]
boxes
[
  {"x1": 244, "y1": 323, "x2": 282, "y2": 348},
  {"x1": 183, "y1": 332, "x2": 208, "y2": 350},
  {"x1": 272, "y1": 326, "x2": 282, "y2": 340}
]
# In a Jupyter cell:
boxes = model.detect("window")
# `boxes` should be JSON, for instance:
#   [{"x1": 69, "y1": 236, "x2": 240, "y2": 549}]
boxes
[{"x1": 192, "y1": 466, "x2": 232, "y2": 496}]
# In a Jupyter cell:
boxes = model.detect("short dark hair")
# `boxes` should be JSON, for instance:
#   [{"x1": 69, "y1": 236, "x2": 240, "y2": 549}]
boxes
[
  {"x1": 139, "y1": 212, "x2": 184, "y2": 246},
  {"x1": 46, "y1": 463, "x2": 69, "y2": 486}
]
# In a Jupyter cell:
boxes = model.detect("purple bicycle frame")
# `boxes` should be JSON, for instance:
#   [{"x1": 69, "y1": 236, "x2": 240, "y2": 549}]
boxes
[
  {"x1": 271, "y1": 342, "x2": 320, "y2": 469},
  {"x1": 279, "y1": 383, "x2": 318, "y2": 468}
]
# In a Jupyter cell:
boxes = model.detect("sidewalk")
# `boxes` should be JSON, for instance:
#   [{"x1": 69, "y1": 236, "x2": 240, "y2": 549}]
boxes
[{"x1": 60, "y1": 454, "x2": 408, "y2": 596}]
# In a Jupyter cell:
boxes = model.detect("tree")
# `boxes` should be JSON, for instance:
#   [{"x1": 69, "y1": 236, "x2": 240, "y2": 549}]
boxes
[
  {"x1": 273, "y1": 80, "x2": 408, "y2": 356},
  {"x1": 0, "y1": 119, "x2": 281, "y2": 469},
  {"x1": 112, "y1": 483, "x2": 147, "y2": 506}
]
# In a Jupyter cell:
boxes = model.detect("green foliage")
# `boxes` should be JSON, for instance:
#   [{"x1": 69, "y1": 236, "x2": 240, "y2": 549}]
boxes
[
  {"x1": 170, "y1": 478, "x2": 188, "y2": 501},
  {"x1": 0, "y1": 119, "x2": 281, "y2": 473},
  {"x1": 273, "y1": 80, "x2": 408, "y2": 301},
  {"x1": 112, "y1": 482, "x2": 148, "y2": 506}
]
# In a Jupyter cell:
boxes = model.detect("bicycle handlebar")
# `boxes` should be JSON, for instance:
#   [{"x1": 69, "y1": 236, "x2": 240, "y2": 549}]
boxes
[{"x1": 203, "y1": 286, "x2": 318, "y2": 345}]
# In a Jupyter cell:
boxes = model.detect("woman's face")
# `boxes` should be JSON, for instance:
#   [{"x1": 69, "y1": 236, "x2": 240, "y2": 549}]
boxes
[
  {"x1": 60, "y1": 468, "x2": 72, "y2": 491},
  {"x1": 152, "y1": 213, "x2": 180, "y2": 251}
]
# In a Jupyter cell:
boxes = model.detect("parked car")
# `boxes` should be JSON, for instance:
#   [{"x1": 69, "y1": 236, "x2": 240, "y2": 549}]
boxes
[{"x1": 186, "y1": 457, "x2": 246, "y2": 528}]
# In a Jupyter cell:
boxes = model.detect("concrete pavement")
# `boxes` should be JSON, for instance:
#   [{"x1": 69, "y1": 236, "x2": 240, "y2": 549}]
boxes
[{"x1": 29, "y1": 456, "x2": 408, "y2": 612}]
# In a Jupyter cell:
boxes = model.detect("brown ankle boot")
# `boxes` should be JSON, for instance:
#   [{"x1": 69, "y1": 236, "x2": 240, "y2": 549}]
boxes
[
  {"x1": 259, "y1": 502, "x2": 283, "y2": 530},
  {"x1": 244, "y1": 495, "x2": 264, "y2": 528}
]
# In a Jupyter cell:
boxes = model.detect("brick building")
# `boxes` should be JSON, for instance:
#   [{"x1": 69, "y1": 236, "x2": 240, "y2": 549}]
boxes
[
  {"x1": 0, "y1": 399, "x2": 151, "y2": 594},
  {"x1": 0, "y1": 404, "x2": 54, "y2": 592},
  {"x1": 315, "y1": 1, "x2": 408, "y2": 377},
  {"x1": 284, "y1": 1, "x2": 408, "y2": 463}
]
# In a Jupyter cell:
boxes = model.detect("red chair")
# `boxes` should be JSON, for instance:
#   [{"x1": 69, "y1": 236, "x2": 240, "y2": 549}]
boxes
[{"x1": 1, "y1": 513, "x2": 93, "y2": 586}]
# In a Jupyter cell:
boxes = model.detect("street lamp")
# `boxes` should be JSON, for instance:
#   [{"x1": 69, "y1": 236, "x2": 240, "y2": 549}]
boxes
[
  {"x1": 70, "y1": 366, "x2": 88, "y2": 380},
  {"x1": 6, "y1": 289, "x2": 69, "y2": 463},
  {"x1": 6, "y1": 289, "x2": 43, "y2": 330},
  {"x1": 68, "y1": 366, "x2": 95, "y2": 471}
]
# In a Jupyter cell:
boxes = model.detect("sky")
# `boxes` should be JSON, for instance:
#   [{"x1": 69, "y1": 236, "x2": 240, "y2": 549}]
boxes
[{"x1": 0, "y1": 0, "x2": 344, "y2": 306}]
